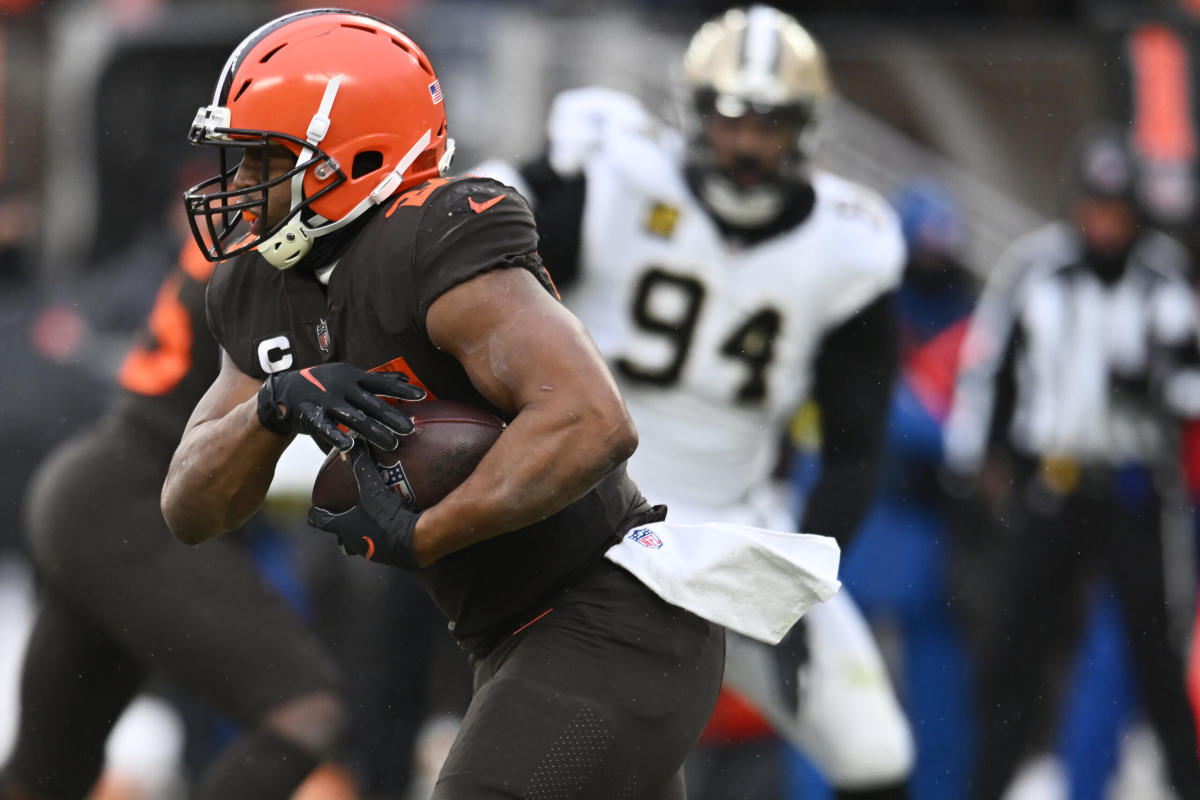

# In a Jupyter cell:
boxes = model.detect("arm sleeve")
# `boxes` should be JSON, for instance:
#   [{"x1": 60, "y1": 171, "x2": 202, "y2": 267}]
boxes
[
  {"x1": 518, "y1": 155, "x2": 587, "y2": 292},
  {"x1": 800, "y1": 291, "x2": 898, "y2": 547}
]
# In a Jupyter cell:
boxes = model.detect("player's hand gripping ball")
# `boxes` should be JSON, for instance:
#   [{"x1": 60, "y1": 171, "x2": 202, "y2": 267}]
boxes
[{"x1": 308, "y1": 400, "x2": 506, "y2": 568}]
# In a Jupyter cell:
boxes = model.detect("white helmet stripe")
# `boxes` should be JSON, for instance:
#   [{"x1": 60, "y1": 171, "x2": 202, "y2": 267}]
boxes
[
  {"x1": 306, "y1": 73, "x2": 343, "y2": 146},
  {"x1": 743, "y1": 6, "x2": 781, "y2": 79},
  {"x1": 290, "y1": 74, "x2": 345, "y2": 223},
  {"x1": 212, "y1": 8, "x2": 344, "y2": 105},
  {"x1": 214, "y1": 11, "x2": 301, "y2": 103}
]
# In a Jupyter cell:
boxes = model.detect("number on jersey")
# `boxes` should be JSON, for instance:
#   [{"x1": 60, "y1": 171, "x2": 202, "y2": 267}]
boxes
[{"x1": 615, "y1": 267, "x2": 781, "y2": 404}]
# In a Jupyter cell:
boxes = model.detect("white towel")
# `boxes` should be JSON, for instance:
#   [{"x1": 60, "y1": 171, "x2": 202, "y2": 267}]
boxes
[{"x1": 604, "y1": 521, "x2": 841, "y2": 645}]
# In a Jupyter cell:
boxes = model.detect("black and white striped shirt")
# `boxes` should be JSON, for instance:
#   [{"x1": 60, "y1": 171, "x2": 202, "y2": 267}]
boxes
[{"x1": 945, "y1": 222, "x2": 1200, "y2": 472}]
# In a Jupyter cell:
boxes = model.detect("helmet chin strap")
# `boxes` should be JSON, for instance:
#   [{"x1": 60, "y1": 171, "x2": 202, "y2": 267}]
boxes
[
  {"x1": 698, "y1": 172, "x2": 786, "y2": 229},
  {"x1": 259, "y1": 74, "x2": 343, "y2": 269},
  {"x1": 258, "y1": 217, "x2": 313, "y2": 270},
  {"x1": 438, "y1": 138, "x2": 457, "y2": 176}
]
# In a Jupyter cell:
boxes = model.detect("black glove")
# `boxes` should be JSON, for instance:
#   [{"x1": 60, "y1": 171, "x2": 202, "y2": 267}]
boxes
[
  {"x1": 257, "y1": 363, "x2": 425, "y2": 452},
  {"x1": 307, "y1": 441, "x2": 423, "y2": 570}
]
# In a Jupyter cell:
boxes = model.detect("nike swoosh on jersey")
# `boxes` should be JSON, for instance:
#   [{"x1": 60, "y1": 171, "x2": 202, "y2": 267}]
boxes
[{"x1": 468, "y1": 194, "x2": 506, "y2": 214}]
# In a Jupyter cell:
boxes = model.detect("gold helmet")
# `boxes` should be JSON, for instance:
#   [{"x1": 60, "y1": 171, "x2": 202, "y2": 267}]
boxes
[
  {"x1": 680, "y1": 6, "x2": 832, "y2": 228},
  {"x1": 683, "y1": 5, "x2": 831, "y2": 127}
]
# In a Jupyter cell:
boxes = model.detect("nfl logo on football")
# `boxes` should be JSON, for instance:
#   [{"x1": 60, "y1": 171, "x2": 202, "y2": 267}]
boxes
[
  {"x1": 628, "y1": 528, "x2": 663, "y2": 549},
  {"x1": 377, "y1": 458, "x2": 416, "y2": 505}
]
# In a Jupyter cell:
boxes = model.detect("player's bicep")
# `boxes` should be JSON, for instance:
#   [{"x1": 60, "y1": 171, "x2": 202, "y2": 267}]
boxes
[
  {"x1": 181, "y1": 349, "x2": 263, "y2": 436},
  {"x1": 426, "y1": 267, "x2": 620, "y2": 413}
]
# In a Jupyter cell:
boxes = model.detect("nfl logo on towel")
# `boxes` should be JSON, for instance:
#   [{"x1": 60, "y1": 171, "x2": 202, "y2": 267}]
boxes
[
  {"x1": 628, "y1": 528, "x2": 663, "y2": 549},
  {"x1": 428, "y1": 80, "x2": 443, "y2": 105}
]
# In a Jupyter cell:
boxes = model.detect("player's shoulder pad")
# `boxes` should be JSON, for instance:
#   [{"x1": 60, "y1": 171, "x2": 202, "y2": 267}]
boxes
[
  {"x1": 390, "y1": 176, "x2": 538, "y2": 272},
  {"x1": 414, "y1": 175, "x2": 534, "y2": 226},
  {"x1": 812, "y1": 170, "x2": 899, "y2": 233},
  {"x1": 812, "y1": 171, "x2": 905, "y2": 288},
  {"x1": 469, "y1": 159, "x2": 533, "y2": 207},
  {"x1": 545, "y1": 86, "x2": 657, "y2": 177}
]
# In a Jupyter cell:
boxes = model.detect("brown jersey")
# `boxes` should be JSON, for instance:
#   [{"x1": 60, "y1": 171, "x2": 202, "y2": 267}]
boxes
[{"x1": 206, "y1": 176, "x2": 651, "y2": 649}]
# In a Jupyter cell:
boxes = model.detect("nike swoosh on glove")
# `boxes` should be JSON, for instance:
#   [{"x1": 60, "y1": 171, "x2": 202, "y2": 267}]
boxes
[
  {"x1": 257, "y1": 362, "x2": 425, "y2": 452},
  {"x1": 307, "y1": 441, "x2": 423, "y2": 570}
]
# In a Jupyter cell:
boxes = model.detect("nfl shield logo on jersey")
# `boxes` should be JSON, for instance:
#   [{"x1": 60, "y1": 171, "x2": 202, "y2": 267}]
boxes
[
  {"x1": 627, "y1": 528, "x2": 663, "y2": 549},
  {"x1": 376, "y1": 457, "x2": 415, "y2": 505},
  {"x1": 316, "y1": 319, "x2": 331, "y2": 353}
]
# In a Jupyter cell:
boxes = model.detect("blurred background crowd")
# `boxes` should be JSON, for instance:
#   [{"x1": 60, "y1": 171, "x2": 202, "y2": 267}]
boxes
[{"x1": 2, "y1": 0, "x2": 1200, "y2": 799}]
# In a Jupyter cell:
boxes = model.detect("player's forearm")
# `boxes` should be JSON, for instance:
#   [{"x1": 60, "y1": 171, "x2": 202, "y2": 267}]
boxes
[
  {"x1": 161, "y1": 396, "x2": 292, "y2": 545},
  {"x1": 800, "y1": 456, "x2": 880, "y2": 547},
  {"x1": 412, "y1": 398, "x2": 637, "y2": 564}
]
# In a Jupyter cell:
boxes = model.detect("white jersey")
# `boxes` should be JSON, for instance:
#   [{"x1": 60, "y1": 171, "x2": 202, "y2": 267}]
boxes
[
  {"x1": 478, "y1": 91, "x2": 916, "y2": 784},
  {"x1": 535, "y1": 91, "x2": 905, "y2": 509}
]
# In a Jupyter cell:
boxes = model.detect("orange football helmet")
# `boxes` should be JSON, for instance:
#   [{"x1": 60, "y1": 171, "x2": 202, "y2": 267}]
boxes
[{"x1": 184, "y1": 8, "x2": 455, "y2": 268}]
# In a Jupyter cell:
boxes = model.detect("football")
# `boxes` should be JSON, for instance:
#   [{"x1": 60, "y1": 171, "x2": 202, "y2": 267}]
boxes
[{"x1": 310, "y1": 399, "x2": 506, "y2": 513}]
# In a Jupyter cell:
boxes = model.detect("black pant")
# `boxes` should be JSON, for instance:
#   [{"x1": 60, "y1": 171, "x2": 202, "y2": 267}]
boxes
[
  {"x1": 971, "y1": 466, "x2": 1200, "y2": 800},
  {"x1": 299, "y1": 536, "x2": 450, "y2": 796},
  {"x1": 433, "y1": 560, "x2": 726, "y2": 800},
  {"x1": 3, "y1": 426, "x2": 339, "y2": 798}
]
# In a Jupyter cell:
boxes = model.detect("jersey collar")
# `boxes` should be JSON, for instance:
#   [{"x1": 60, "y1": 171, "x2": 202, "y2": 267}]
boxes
[{"x1": 314, "y1": 260, "x2": 338, "y2": 285}]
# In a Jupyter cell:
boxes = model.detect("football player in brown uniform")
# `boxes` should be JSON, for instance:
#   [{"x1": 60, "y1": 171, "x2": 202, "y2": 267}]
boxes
[
  {"x1": 0, "y1": 239, "x2": 354, "y2": 800},
  {"x1": 162, "y1": 9, "x2": 724, "y2": 799}
]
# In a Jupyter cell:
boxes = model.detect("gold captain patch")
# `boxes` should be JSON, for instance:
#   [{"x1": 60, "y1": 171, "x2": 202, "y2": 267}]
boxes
[{"x1": 645, "y1": 202, "x2": 680, "y2": 237}]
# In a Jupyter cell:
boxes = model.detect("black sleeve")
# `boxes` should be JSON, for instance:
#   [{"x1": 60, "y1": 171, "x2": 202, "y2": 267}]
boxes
[
  {"x1": 988, "y1": 327, "x2": 1020, "y2": 456},
  {"x1": 800, "y1": 292, "x2": 899, "y2": 548},
  {"x1": 518, "y1": 155, "x2": 587, "y2": 292}
]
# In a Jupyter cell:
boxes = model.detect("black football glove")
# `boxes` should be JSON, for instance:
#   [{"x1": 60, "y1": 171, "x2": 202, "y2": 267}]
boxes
[
  {"x1": 307, "y1": 441, "x2": 423, "y2": 570},
  {"x1": 257, "y1": 363, "x2": 425, "y2": 452}
]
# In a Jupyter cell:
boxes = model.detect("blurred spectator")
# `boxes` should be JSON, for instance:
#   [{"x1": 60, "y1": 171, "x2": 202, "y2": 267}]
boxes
[
  {"x1": 943, "y1": 122, "x2": 1200, "y2": 800},
  {"x1": 890, "y1": 179, "x2": 977, "y2": 350}
]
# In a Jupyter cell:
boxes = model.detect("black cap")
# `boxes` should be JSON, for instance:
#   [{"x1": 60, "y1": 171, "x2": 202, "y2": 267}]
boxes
[{"x1": 1069, "y1": 123, "x2": 1138, "y2": 201}]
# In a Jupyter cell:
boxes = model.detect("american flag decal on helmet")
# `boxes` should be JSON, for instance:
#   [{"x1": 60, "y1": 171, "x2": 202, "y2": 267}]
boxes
[
  {"x1": 628, "y1": 528, "x2": 663, "y2": 549},
  {"x1": 428, "y1": 80, "x2": 443, "y2": 105}
]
